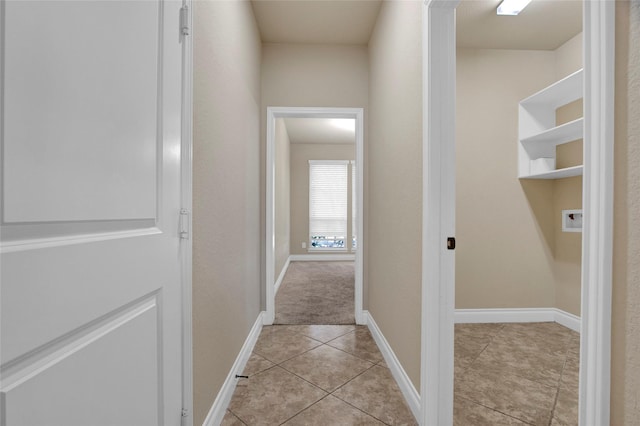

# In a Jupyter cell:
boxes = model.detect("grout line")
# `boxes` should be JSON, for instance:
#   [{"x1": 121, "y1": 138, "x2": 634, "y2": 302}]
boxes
[
  {"x1": 324, "y1": 343, "x2": 381, "y2": 365},
  {"x1": 457, "y1": 396, "x2": 537, "y2": 426},
  {"x1": 225, "y1": 407, "x2": 248, "y2": 425},
  {"x1": 549, "y1": 343, "x2": 574, "y2": 424},
  {"x1": 330, "y1": 391, "x2": 394, "y2": 426},
  {"x1": 277, "y1": 394, "x2": 332, "y2": 426},
  {"x1": 328, "y1": 360, "x2": 378, "y2": 395}
]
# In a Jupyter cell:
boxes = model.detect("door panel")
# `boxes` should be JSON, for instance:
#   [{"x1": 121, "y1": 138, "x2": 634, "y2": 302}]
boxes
[
  {"x1": 3, "y1": 296, "x2": 160, "y2": 426},
  {"x1": 1, "y1": 1, "x2": 184, "y2": 424},
  {"x1": 3, "y1": 0, "x2": 159, "y2": 223}
]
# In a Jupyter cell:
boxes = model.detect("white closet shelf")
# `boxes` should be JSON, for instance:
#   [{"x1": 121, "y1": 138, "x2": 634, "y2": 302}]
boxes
[
  {"x1": 521, "y1": 117, "x2": 583, "y2": 146},
  {"x1": 519, "y1": 165, "x2": 583, "y2": 180},
  {"x1": 520, "y1": 69, "x2": 583, "y2": 108},
  {"x1": 518, "y1": 68, "x2": 584, "y2": 180}
]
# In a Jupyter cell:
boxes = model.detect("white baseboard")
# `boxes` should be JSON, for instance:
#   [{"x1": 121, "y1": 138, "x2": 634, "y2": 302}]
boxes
[
  {"x1": 274, "y1": 256, "x2": 291, "y2": 296},
  {"x1": 202, "y1": 312, "x2": 264, "y2": 426},
  {"x1": 454, "y1": 308, "x2": 580, "y2": 333},
  {"x1": 289, "y1": 254, "x2": 355, "y2": 261},
  {"x1": 553, "y1": 309, "x2": 581, "y2": 332},
  {"x1": 363, "y1": 311, "x2": 421, "y2": 422}
]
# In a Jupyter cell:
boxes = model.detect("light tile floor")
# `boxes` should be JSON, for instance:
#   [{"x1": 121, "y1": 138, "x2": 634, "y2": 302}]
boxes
[
  {"x1": 223, "y1": 322, "x2": 579, "y2": 426},
  {"x1": 454, "y1": 322, "x2": 579, "y2": 426},
  {"x1": 222, "y1": 325, "x2": 416, "y2": 425}
]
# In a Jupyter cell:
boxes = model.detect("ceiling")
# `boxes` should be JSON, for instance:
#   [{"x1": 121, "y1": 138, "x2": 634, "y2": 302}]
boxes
[
  {"x1": 283, "y1": 118, "x2": 355, "y2": 145},
  {"x1": 251, "y1": 0, "x2": 581, "y2": 51},
  {"x1": 456, "y1": 0, "x2": 583, "y2": 50},
  {"x1": 250, "y1": 0, "x2": 382, "y2": 45}
]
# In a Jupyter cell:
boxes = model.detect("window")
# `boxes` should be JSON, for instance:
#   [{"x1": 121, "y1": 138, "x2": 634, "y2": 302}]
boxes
[{"x1": 309, "y1": 160, "x2": 348, "y2": 249}]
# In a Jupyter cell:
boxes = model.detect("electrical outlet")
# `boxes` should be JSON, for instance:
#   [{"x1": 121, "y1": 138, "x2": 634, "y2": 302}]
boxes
[{"x1": 302, "y1": 242, "x2": 307, "y2": 249}]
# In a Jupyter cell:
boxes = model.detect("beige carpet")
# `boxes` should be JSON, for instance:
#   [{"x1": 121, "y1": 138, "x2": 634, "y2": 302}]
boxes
[{"x1": 274, "y1": 261, "x2": 355, "y2": 324}]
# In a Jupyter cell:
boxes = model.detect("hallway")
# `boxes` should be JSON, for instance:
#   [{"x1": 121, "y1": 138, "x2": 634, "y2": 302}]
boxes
[{"x1": 222, "y1": 325, "x2": 416, "y2": 425}]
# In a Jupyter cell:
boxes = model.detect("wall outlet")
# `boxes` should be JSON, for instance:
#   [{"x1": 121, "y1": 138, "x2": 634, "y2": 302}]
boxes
[{"x1": 301, "y1": 242, "x2": 307, "y2": 249}]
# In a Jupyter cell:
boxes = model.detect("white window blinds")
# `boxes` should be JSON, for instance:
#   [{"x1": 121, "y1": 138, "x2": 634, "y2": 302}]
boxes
[{"x1": 309, "y1": 161, "x2": 348, "y2": 244}]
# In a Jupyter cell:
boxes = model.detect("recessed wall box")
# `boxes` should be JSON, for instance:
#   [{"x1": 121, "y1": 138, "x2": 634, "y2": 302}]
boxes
[{"x1": 562, "y1": 209, "x2": 583, "y2": 232}]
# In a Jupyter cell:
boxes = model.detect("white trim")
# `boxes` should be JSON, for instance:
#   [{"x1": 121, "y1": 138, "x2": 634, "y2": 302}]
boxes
[
  {"x1": 421, "y1": 1, "x2": 458, "y2": 425},
  {"x1": 580, "y1": 1, "x2": 615, "y2": 425},
  {"x1": 273, "y1": 256, "x2": 291, "y2": 296},
  {"x1": 180, "y1": 1, "x2": 194, "y2": 424},
  {"x1": 555, "y1": 309, "x2": 582, "y2": 333},
  {"x1": 454, "y1": 308, "x2": 581, "y2": 333},
  {"x1": 308, "y1": 159, "x2": 350, "y2": 165},
  {"x1": 365, "y1": 312, "x2": 420, "y2": 422},
  {"x1": 424, "y1": 1, "x2": 615, "y2": 425},
  {"x1": 265, "y1": 107, "x2": 365, "y2": 327},
  {"x1": 289, "y1": 254, "x2": 355, "y2": 262},
  {"x1": 202, "y1": 312, "x2": 264, "y2": 426}
]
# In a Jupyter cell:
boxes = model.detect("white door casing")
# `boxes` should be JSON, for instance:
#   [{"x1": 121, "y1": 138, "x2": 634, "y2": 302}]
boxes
[
  {"x1": 421, "y1": 1, "x2": 458, "y2": 424},
  {"x1": 1, "y1": 1, "x2": 186, "y2": 424},
  {"x1": 265, "y1": 107, "x2": 365, "y2": 325},
  {"x1": 422, "y1": 0, "x2": 615, "y2": 425}
]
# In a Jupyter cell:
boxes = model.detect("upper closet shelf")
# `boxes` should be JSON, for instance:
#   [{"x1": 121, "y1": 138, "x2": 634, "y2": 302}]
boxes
[
  {"x1": 517, "y1": 68, "x2": 584, "y2": 180},
  {"x1": 520, "y1": 69, "x2": 583, "y2": 108}
]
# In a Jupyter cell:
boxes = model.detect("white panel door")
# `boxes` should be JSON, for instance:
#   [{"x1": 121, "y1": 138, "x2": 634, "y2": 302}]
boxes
[{"x1": 1, "y1": 1, "x2": 185, "y2": 425}]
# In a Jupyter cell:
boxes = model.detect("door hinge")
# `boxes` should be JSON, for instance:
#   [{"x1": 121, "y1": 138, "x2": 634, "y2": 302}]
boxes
[
  {"x1": 180, "y1": 408, "x2": 190, "y2": 426},
  {"x1": 179, "y1": 208, "x2": 190, "y2": 239},
  {"x1": 180, "y1": 5, "x2": 190, "y2": 36}
]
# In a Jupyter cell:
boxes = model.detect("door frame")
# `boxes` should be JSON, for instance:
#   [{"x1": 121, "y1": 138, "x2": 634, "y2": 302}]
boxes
[
  {"x1": 180, "y1": 0, "x2": 194, "y2": 424},
  {"x1": 421, "y1": 1, "x2": 615, "y2": 425},
  {"x1": 264, "y1": 107, "x2": 365, "y2": 325}
]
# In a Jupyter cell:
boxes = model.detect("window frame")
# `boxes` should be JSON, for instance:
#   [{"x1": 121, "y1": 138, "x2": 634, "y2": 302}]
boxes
[{"x1": 308, "y1": 160, "x2": 350, "y2": 252}]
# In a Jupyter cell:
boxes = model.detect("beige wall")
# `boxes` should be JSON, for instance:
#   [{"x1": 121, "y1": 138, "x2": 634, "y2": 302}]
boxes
[
  {"x1": 261, "y1": 43, "x2": 369, "y2": 305},
  {"x1": 289, "y1": 143, "x2": 355, "y2": 255},
  {"x1": 274, "y1": 118, "x2": 290, "y2": 275},
  {"x1": 553, "y1": 33, "x2": 584, "y2": 316},
  {"x1": 368, "y1": 0, "x2": 423, "y2": 390},
  {"x1": 456, "y1": 48, "x2": 558, "y2": 309},
  {"x1": 456, "y1": 33, "x2": 583, "y2": 313},
  {"x1": 192, "y1": 1, "x2": 261, "y2": 424},
  {"x1": 554, "y1": 98, "x2": 583, "y2": 316},
  {"x1": 612, "y1": 0, "x2": 640, "y2": 423}
]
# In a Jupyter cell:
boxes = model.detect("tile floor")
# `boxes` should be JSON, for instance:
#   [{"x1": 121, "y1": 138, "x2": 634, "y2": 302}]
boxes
[
  {"x1": 222, "y1": 322, "x2": 579, "y2": 426},
  {"x1": 454, "y1": 322, "x2": 579, "y2": 426},
  {"x1": 222, "y1": 325, "x2": 416, "y2": 425}
]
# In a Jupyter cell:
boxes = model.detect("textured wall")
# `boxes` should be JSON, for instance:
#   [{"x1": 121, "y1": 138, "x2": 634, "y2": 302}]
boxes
[
  {"x1": 456, "y1": 34, "x2": 583, "y2": 313},
  {"x1": 456, "y1": 48, "x2": 557, "y2": 309},
  {"x1": 289, "y1": 143, "x2": 355, "y2": 256},
  {"x1": 274, "y1": 118, "x2": 291, "y2": 276},
  {"x1": 553, "y1": 33, "x2": 584, "y2": 316},
  {"x1": 553, "y1": 98, "x2": 583, "y2": 316},
  {"x1": 192, "y1": 1, "x2": 262, "y2": 424},
  {"x1": 612, "y1": 0, "x2": 640, "y2": 423},
  {"x1": 368, "y1": 0, "x2": 423, "y2": 390}
]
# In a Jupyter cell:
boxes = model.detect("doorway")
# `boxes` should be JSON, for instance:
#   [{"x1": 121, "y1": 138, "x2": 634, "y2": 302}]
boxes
[
  {"x1": 422, "y1": 1, "x2": 615, "y2": 425},
  {"x1": 454, "y1": 1, "x2": 582, "y2": 424},
  {"x1": 264, "y1": 107, "x2": 365, "y2": 326}
]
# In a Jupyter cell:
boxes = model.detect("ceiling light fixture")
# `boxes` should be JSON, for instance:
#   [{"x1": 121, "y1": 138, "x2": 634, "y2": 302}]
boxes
[{"x1": 497, "y1": 0, "x2": 532, "y2": 15}]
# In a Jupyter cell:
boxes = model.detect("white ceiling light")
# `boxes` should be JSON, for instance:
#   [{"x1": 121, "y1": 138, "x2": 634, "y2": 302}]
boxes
[
  {"x1": 497, "y1": 0, "x2": 532, "y2": 15},
  {"x1": 330, "y1": 119, "x2": 355, "y2": 132}
]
